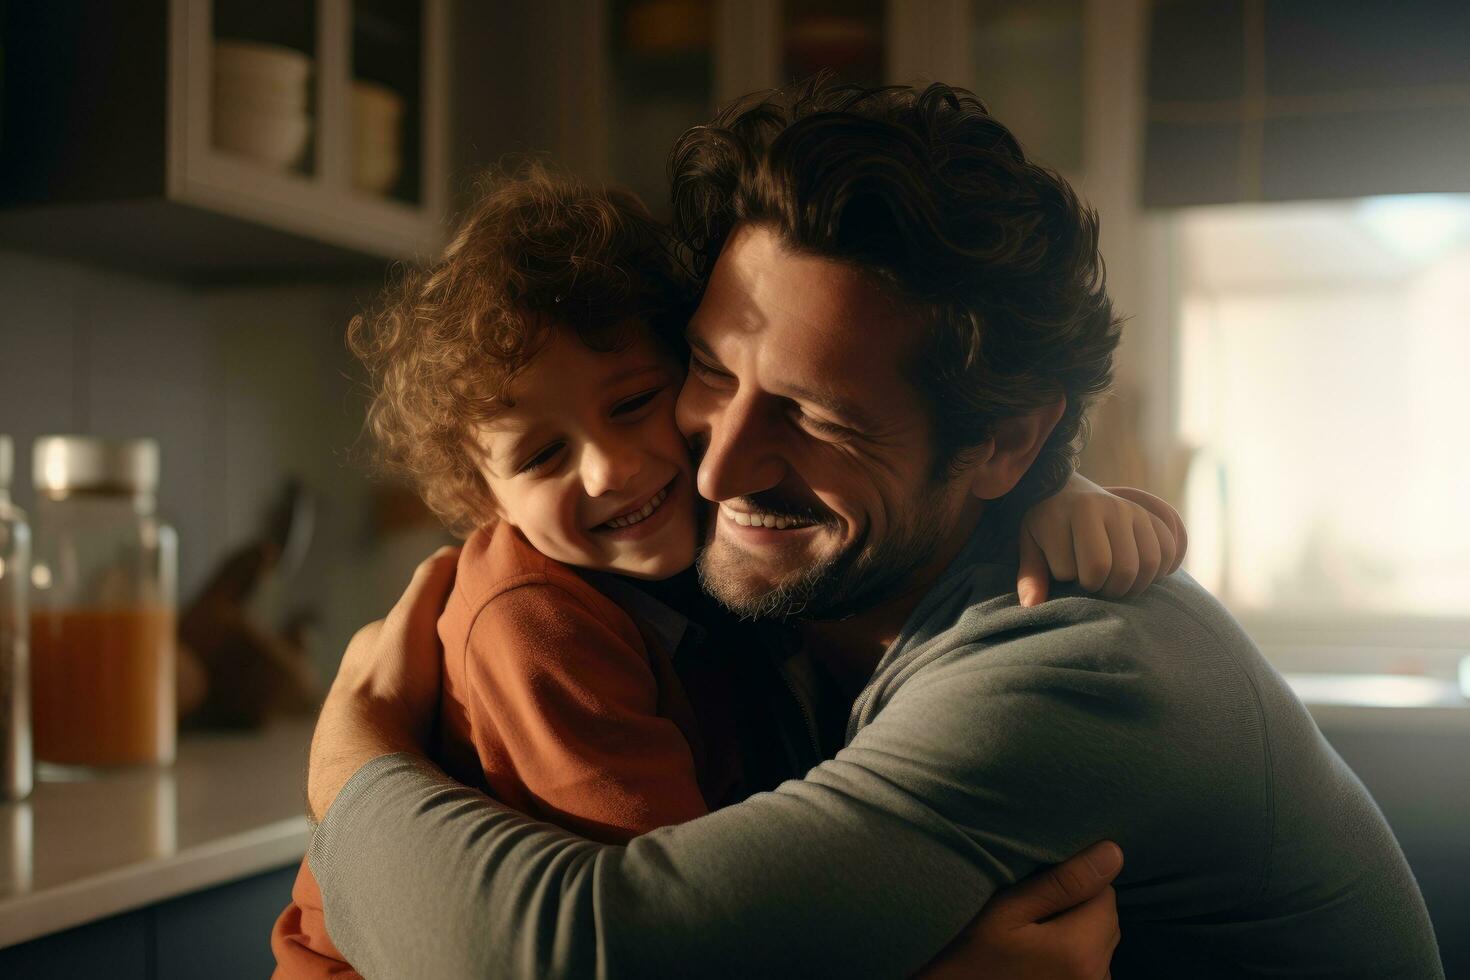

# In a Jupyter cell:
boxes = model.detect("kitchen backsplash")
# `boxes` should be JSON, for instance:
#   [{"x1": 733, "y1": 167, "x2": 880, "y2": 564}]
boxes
[{"x1": 0, "y1": 249, "x2": 396, "y2": 676}]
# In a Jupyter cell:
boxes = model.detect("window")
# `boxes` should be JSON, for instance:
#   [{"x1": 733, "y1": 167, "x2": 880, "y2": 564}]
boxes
[{"x1": 1150, "y1": 194, "x2": 1470, "y2": 696}]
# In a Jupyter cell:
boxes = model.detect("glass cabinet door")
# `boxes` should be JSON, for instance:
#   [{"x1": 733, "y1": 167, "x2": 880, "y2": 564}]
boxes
[
  {"x1": 352, "y1": 0, "x2": 425, "y2": 204},
  {"x1": 607, "y1": 0, "x2": 716, "y2": 213},
  {"x1": 970, "y1": 0, "x2": 1084, "y2": 175},
  {"x1": 781, "y1": 0, "x2": 885, "y2": 87},
  {"x1": 210, "y1": 1, "x2": 319, "y2": 177}
]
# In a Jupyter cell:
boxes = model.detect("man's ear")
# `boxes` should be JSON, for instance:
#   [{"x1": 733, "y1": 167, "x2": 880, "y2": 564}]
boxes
[{"x1": 964, "y1": 397, "x2": 1067, "y2": 500}]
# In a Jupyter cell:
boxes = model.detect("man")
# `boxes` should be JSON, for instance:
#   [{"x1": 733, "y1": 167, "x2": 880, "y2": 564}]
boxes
[{"x1": 305, "y1": 81, "x2": 1442, "y2": 978}]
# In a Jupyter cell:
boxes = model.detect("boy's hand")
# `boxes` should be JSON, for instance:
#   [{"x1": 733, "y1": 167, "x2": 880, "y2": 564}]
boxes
[
  {"x1": 1017, "y1": 474, "x2": 1188, "y2": 607},
  {"x1": 914, "y1": 840, "x2": 1123, "y2": 980}
]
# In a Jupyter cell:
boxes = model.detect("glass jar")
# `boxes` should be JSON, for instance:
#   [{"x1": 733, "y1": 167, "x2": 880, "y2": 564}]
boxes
[
  {"x1": 30, "y1": 436, "x2": 177, "y2": 770},
  {"x1": 0, "y1": 435, "x2": 32, "y2": 799}
]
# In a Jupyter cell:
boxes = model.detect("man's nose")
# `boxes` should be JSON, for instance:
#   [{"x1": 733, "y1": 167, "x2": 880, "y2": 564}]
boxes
[
  {"x1": 580, "y1": 440, "x2": 641, "y2": 498},
  {"x1": 696, "y1": 391, "x2": 785, "y2": 503}
]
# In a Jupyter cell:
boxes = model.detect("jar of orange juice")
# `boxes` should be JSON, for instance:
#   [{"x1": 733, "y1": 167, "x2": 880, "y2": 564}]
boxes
[
  {"x1": 1, "y1": 435, "x2": 32, "y2": 800},
  {"x1": 30, "y1": 436, "x2": 177, "y2": 770}
]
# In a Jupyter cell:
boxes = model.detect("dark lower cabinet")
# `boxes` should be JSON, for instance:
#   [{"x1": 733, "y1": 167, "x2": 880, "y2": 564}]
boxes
[
  {"x1": 1323, "y1": 727, "x2": 1470, "y2": 980},
  {"x1": 0, "y1": 864, "x2": 296, "y2": 980},
  {"x1": 0, "y1": 910, "x2": 150, "y2": 980}
]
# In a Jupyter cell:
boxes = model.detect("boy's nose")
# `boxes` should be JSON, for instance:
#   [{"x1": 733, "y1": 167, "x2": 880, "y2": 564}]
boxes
[{"x1": 580, "y1": 442, "x2": 640, "y2": 498}]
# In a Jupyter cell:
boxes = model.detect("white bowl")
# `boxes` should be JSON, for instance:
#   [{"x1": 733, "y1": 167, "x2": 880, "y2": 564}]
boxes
[
  {"x1": 354, "y1": 147, "x2": 402, "y2": 195},
  {"x1": 353, "y1": 120, "x2": 401, "y2": 151},
  {"x1": 213, "y1": 75, "x2": 310, "y2": 116},
  {"x1": 215, "y1": 40, "x2": 312, "y2": 87},
  {"x1": 214, "y1": 107, "x2": 312, "y2": 170},
  {"x1": 352, "y1": 80, "x2": 404, "y2": 126}
]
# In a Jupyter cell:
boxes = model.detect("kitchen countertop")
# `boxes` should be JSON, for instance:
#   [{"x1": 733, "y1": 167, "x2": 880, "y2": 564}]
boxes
[
  {"x1": 1, "y1": 686, "x2": 1455, "y2": 950},
  {"x1": 0, "y1": 719, "x2": 313, "y2": 948}
]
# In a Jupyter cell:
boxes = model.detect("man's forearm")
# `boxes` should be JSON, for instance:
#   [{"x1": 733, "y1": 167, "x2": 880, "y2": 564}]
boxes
[
  {"x1": 311, "y1": 744, "x2": 1006, "y2": 980},
  {"x1": 307, "y1": 694, "x2": 418, "y2": 823}
]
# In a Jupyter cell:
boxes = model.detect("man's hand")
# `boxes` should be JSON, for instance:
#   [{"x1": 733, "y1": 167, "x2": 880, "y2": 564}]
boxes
[
  {"x1": 915, "y1": 840, "x2": 1123, "y2": 980},
  {"x1": 306, "y1": 547, "x2": 460, "y2": 822}
]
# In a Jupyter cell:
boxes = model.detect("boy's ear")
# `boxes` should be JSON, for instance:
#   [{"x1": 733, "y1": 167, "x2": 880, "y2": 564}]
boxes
[{"x1": 963, "y1": 397, "x2": 1067, "y2": 500}]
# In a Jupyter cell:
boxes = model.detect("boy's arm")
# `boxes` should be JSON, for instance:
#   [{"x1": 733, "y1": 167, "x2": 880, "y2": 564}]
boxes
[
  {"x1": 462, "y1": 583, "x2": 709, "y2": 841},
  {"x1": 1016, "y1": 472, "x2": 1188, "y2": 606},
  {"x1": 269, "y1": 861, "x2": 363, "y2": 979}
]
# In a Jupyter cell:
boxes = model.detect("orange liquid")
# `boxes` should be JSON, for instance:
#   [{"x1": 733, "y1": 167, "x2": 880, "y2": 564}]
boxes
[{"x1": 30, "y1": 608, "x2": 176, "y2": 767}]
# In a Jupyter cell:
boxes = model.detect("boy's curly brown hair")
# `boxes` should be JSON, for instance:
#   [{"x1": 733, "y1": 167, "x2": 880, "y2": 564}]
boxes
[{"x1": 348, "y1": 164, "x2": 694, "y2": 535}]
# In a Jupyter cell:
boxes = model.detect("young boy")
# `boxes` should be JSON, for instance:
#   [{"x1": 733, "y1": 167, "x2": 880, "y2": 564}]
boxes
[{"x1": 271, "y1": 167, "x2": 1184, "y2": 978}]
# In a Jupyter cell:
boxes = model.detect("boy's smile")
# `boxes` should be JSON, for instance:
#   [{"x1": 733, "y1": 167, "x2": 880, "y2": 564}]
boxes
[{"x1": 473, "y1": 324, "x2": 698, "y2": 580}]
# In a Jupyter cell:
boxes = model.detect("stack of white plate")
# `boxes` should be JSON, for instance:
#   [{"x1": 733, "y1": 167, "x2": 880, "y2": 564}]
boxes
[
  {"x1": 353, "y1": 80, "x2": 405, "y2": 195},
  {"x1": 212, "y1": 40, "x2": 313, "y2": 171}
]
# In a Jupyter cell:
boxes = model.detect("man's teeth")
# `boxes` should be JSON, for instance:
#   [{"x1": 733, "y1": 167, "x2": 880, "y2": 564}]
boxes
[
  {"x1": 720, "y1": 505, "x2": 811, "y2": 530},
  {"x1": 604, "y1": 486, "x2": 670, "y2": 529}
]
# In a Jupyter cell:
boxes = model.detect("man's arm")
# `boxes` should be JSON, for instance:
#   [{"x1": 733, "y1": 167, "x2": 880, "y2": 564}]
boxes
[
  {"x1": 310, "y1": 626, "x2": 1171, "y2": 979},
  {"x1": 307, "y1": 549, "x2": 457, "y2": 823}
]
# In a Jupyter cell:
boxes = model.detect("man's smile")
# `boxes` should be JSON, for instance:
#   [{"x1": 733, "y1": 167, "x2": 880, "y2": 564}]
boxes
[{"x1": 718, "y1": 502, "x2": 819, "y2": 531}]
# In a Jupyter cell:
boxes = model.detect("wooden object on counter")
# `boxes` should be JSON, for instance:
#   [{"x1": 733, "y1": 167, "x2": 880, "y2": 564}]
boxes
[{"x1": 178, "y1": 480, "x2": 320, "y2": 729}]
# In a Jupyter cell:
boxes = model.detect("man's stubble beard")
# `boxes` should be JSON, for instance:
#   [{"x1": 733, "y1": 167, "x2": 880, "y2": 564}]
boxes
[{"x1": 694, "y1": 484, "x2": 953, "y2": 622}]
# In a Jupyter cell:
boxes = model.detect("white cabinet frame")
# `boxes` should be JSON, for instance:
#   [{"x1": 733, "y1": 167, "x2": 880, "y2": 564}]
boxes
[{"x1": 166, "y1": 0, "x2": 448, "y2": 264}]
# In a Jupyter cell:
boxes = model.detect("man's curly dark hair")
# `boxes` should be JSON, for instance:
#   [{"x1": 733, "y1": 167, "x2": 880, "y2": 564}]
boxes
[{"x1": 668, "y1": 77, "x2": 1121, "y2": 518}]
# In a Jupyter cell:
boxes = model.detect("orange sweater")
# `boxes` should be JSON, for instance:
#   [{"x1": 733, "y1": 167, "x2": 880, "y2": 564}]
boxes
[{"x1": 270, "y1": 522, "x2": 723, "y2": 978}]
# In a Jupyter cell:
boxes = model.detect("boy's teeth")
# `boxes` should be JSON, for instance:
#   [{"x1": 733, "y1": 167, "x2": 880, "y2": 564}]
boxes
[{"x1": 604, "y1": 486, "x2": 669, "y2": 530}]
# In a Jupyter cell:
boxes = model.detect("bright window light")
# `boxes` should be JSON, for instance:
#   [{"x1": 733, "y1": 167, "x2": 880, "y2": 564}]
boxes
[{"x1": 1172, "y1": 195, "x2": 1470, "y2": 619}]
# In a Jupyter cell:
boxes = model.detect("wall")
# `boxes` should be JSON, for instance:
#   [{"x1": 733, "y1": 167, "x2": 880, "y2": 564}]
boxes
[{"x1": 0, "y1": 249, "x2": 391, "y2": 677}]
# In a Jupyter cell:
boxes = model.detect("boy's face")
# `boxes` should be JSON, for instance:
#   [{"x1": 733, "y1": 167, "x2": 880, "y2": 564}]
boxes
[{"x1": 472, "y1": 324, "x2": 697, "y2": 580}]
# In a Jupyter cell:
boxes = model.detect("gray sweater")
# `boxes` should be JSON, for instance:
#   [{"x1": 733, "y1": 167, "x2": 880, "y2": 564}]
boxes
[{"x1": 312, "y1": 534, "x2": 1443, "y2": 979}]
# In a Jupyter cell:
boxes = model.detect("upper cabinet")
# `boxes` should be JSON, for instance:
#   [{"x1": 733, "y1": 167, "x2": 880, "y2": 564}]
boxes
[
  {"x1": 1142, "y1": 0, "x2": 1470, "y2": 206},
  {"x1": 604, "y1": 0, "x2": 718, "y2": 213},
  {"x1": 0, "y1": 0, "x2": 447, "y2": 281},
  {"x1": 560, "y1": 0, "x2": 1116, "y2": 214}
]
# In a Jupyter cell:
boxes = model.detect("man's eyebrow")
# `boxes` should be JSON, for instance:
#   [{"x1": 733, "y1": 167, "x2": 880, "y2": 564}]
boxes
[
  {"x1": 782, "y1": 381, "x2": 878, "y2": 432},
  {"x1": 686, "y1": 331, "x2": 876, "y2": 432}
]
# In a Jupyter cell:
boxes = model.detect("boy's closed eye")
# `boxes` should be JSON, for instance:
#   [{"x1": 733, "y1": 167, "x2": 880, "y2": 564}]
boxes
[
  {"x1": 611, "y1": 387, "x2": 665, "y2": 419},
  {"x1": 518, "y1": 442, "x2": 565, "y2": 475},
  {"x1": 515, "y1": 386, "x2": 669, "y2": 476}
]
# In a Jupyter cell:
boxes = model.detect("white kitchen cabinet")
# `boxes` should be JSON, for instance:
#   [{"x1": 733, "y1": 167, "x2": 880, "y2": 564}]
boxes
[{"x1": 0, "y1": 0, "x2": 448, "y2": 280}]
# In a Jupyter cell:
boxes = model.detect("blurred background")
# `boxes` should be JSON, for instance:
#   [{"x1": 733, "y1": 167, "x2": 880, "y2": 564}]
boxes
[{"x1": 0, "y1": 0, "x2": 1465, "y2": 976}]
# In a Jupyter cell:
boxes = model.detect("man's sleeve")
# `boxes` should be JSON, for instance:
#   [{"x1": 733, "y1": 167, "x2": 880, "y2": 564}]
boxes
[{"x1": 312, "y1": 637, "x2": 1188, "y2": 979}]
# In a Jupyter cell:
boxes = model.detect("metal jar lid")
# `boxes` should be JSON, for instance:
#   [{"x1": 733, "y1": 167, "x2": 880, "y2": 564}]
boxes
[
  {"x1": 0, "y1": 435, "x2": 11, "y2": 490},
  {"x1": 32, "y1": 436, "x2": 160, "y2": 496}
]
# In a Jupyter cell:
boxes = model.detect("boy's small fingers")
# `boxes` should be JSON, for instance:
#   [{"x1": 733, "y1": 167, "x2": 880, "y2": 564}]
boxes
[
  {"x1": 1072, "y1": 519, "x2": 1112, "y2": 592},
  {"x1": 1017, "y1": 530, "x2": 1051, "y2": 607},
  {"x1": 1129, "y1": 515, "x2": 1163, "y2": 596},
  {"x1": 1170, "y1": 512, "x2": 1189, "y2": 572},
  {"x1": 1100, "y1": 517, "x2": 1140, "y2": 597},
  {"x1": 1149, "y1": 513, "x2": 1177, "y2": 581},
  {"x1": 1024, "y1": 513, "x2": 1078, "y2": 582}
]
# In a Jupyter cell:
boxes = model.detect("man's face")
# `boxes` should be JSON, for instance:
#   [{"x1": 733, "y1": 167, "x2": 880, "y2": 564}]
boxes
[{"x1": 675, "y1": 224, "x2": 976, "y2": 619}]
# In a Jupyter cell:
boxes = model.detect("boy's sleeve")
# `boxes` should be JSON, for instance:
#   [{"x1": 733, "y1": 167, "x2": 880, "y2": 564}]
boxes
[
  {"x1": 463, "y1": 583, "x2": 709, "y2": 842},
  {"x1": 269, "y1": 860, "x2": 363, "y2": 979}
]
